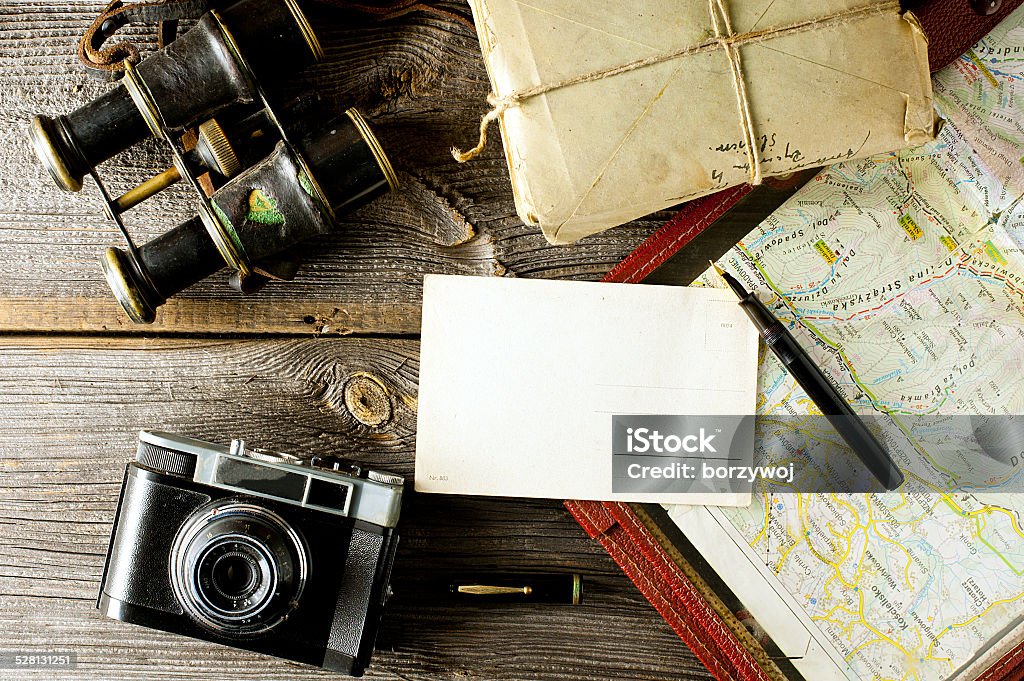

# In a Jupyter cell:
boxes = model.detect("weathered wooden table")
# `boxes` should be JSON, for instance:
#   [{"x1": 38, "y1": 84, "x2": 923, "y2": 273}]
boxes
[{"x1": 0, "y1": 2, "x2": 714, "y2": 679}]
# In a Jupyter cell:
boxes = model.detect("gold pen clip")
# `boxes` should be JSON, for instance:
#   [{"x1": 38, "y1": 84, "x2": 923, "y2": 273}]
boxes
[{"x1": 456, "y1": 584, "x2": 533, "y2": 596}]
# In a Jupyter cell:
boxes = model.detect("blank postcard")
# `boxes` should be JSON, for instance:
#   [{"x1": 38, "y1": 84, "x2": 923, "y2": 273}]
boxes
[{"x1": 415, "y1": 274, "x2": 759, "y2": 504}]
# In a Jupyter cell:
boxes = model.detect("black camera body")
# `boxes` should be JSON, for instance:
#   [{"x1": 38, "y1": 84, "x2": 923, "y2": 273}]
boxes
[{"x1": 98, "y1": 431, "x2": 404, "y2": 676}]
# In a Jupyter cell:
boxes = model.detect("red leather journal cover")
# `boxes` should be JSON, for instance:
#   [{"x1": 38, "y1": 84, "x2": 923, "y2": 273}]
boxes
[
  {"x1": 913, "y1": 0, "x2": 1024, "y2": 71},
  {"x1": 564, "y1": 190, "x2": 1024, "y2": 681}
]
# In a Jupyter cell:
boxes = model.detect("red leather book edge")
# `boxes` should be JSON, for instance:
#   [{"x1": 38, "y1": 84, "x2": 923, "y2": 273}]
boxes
[
  {"x1": 606, "y1": 502, "x2": 775, "y2": 681},
  {"x1": 567, "y1": 182, "x2": 1024, "y2": 680},
  {"x1": 978, "y1": 640, "x2": 1024, "y2": 681},
  {"x1": 604, "y1": 184, "x2": 753, "y2": 285},
  {"x1": 566, "y1": 500, "x2": 765, "y2": 681}
]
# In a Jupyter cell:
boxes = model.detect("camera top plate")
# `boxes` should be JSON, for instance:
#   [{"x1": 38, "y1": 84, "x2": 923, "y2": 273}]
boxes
[{"x1": 138, "y1": 430, "x2": 404, "y2": 528}]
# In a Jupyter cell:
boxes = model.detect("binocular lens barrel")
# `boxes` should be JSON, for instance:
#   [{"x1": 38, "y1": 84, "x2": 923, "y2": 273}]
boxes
[
  {"x1": 30, "y1": 89, "x2": 148, "y2": 192},
  {"x1": 302, "y1": 114, "x2": 396, "y2": 215},
  {"x1": 103, "y1": 110, "x2": 397, "y2": 323},
  {"x1": 218, "y1": 0, "x2": 323, "y2": 74},
  {"x1": 29, "y1": 0, "x2": 321, "y2": 193},
  {"x1": 103, "y1": 217, "x2": 225, "y2": 323}
]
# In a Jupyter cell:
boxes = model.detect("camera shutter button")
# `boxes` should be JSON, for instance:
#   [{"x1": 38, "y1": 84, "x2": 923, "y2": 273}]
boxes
[{"x1": 366, "y1": 470, "x2": 404, "y2": 486}]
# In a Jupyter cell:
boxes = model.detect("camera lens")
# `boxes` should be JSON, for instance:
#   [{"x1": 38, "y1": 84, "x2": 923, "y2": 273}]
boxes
[
  {"x1": 212, "y1": 551, "x2": 258, "y2": 597},
  {"x1": 171, "y1": 501, "x2": 308, "y2": 636},
  {"x1": 197, "y1": 538, "x2": 275, "y2": 619}
]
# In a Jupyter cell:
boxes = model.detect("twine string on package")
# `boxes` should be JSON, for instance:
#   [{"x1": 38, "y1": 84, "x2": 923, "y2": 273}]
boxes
[{"x1": 453, "y1": 0, "x2": 902, "y2": 190}]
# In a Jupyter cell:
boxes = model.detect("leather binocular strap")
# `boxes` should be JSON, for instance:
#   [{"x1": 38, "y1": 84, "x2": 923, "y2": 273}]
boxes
[
  {"x1": 78, "y1": 0, "x2": 474, "y2": 76},
  {"x1": 79, "y1": 0, "x2": 212, "y2": 74}
]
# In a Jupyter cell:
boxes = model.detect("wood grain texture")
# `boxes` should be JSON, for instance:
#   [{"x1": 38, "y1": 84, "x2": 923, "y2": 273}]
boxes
[
  {"x1": 0, "y1": 336, "x2": 711, "y2": 680},
  {"x1": 0, "y1": 1, "x2": 673, "y2": 334}
]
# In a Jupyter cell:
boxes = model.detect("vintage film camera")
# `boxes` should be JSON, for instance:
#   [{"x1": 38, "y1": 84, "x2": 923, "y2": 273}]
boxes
[
  {"x1": 29, "y1": 0, "x2": 398, "y2": 322},
  {"x1": 98, "y1": 431, "x2": 404, "y2": 676}
]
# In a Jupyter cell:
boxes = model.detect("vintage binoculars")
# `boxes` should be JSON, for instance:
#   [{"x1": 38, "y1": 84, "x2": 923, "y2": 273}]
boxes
[{"x1": 29, "y1": 0, "x2": 398, "y2": 323}]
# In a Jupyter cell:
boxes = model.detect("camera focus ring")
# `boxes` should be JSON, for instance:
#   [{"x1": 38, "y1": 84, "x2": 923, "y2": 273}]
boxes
[
  {"x1": 136, "y1": 442, "x2": 198, "y2": 477},
  {"x1": 170, "y1": 501, "x2": 307, "y2": 636}
]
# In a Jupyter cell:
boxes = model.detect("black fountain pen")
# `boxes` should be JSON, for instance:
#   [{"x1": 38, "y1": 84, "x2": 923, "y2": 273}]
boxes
[{"x1": 711, "y1": 262, "x2": 905, "y2": 491}]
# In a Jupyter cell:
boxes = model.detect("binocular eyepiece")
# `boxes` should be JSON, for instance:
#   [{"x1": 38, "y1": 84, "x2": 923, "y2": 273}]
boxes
[{"x1": 29, "y1": 0, "x2": 400, "y2": 323}]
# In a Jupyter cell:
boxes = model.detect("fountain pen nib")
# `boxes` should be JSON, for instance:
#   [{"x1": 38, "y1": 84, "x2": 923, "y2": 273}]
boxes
[{"x1": 709, "y1": 260, "x2": 749, "y2": 299}]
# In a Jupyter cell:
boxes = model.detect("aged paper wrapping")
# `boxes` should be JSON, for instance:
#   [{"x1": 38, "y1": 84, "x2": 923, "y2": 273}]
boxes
[{"x1": 459, "y1": 0, "x2": 937, "y2": 244}]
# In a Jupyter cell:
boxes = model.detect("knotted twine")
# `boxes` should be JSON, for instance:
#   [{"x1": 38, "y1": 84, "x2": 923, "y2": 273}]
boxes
[{"x1": 452, "y1": 0, "x2": 901, "y2": 187}]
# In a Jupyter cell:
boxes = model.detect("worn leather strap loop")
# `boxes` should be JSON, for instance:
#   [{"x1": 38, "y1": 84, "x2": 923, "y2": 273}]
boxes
[{"x1": 79, "y1": 0, "x2": 212, "y2": 75}]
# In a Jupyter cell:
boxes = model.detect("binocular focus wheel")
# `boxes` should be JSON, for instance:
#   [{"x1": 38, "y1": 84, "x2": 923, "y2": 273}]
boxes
[
  {"x1": 197, "y1": 119, "x2": 241, "y2": 178},
  {"x1": 29, "y1": 115, "x2": 83, "y2": 193},
  {"x1": 101, "y1": 247, "x2": 159, "y2": 324}
]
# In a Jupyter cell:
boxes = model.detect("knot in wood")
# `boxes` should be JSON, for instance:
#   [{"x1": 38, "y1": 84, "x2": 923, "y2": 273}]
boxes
[{"x1": 344, "y1": 372, "x2": 392, "y2": 427}]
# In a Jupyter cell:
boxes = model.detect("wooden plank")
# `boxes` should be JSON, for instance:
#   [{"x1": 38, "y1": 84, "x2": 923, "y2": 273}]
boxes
[
  {"x1": 0, "y1": 335, "x2": 711, "y2": 680},
  {"x1": 0, "y1": 3, "x2": 664, "y2": 335}
]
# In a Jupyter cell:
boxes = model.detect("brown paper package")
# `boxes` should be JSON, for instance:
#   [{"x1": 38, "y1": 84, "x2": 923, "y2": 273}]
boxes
[{"x1": 458, "y1": 0, "x2": 938, "y2": 244}]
